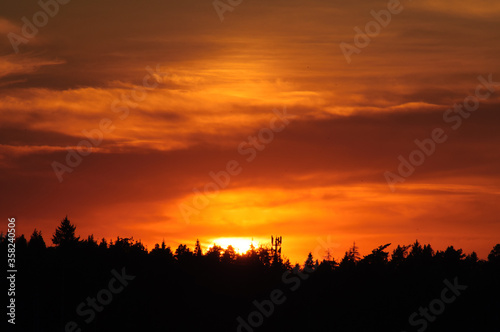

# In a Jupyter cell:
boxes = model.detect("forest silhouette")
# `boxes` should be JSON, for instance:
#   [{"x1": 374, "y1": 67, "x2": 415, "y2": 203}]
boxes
[{"x1": 2, "y1": 216, "x2": 500, "y2": 331}]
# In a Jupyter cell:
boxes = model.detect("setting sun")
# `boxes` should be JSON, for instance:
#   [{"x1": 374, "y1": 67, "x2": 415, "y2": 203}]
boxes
[{"x1": 209, "y1": 237, "x2": 262, "y2": 254}]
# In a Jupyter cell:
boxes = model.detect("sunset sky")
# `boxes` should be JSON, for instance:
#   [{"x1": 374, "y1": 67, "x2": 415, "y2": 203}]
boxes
[{"x1": 1, "y1": 0, "x2": 499, "y2": 263}]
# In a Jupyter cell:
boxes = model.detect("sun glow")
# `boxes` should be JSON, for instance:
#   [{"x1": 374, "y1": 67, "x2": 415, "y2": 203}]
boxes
[{"x1": 209, "y1": 237, "x2": 262, "y2": 254}]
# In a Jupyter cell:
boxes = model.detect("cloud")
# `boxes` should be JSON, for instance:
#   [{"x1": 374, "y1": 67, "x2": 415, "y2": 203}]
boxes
[
  {"x1": 0, "y1": 55, "x2": 65, "y2": 80},
  {"x1": 0, "y1": 18, "x2": 18, "y2": 34}
]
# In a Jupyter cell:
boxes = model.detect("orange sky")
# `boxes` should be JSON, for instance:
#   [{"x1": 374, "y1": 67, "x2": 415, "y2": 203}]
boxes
[{"x1": 1, "y1": 0, "x2": 499, "y2": 263}]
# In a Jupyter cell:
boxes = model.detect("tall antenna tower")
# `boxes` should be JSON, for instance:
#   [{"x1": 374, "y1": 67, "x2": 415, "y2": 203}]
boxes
[{"x1": 271, "y1": 235, "x2": 283, "y2": 264}]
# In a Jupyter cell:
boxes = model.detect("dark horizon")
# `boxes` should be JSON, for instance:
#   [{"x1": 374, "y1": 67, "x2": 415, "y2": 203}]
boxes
[{"x1": 3, "y1": 216, "x2": 500, "y2": 331}]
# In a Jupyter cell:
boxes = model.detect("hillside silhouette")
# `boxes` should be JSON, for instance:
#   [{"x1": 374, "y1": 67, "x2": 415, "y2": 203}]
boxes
[{"x1": 2, "y1": 216, "x2": 500, "y2": 332}]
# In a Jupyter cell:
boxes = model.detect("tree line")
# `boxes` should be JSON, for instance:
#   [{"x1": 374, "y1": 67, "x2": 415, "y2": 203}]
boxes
[
  {"x1": 2, "y1": 216, "x2": 499, "y2": 331},
  {"x1": 7, "y1": 216, "x2": 500, "y2": 268}
]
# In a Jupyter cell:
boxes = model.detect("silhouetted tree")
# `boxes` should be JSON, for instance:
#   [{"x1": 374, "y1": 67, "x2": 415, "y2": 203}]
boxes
[
  {"x1": 488, "y1": 244, "x2": 500, "y2": 263},
  {"x1": 391, "y1": 244, "x2": 410, "y2": 267},
  {"x1": 282, "y1": 257, "x2": 293, "y2": 270},
  {"x1": 222, "y1": 245, "x2": 237, "y2": 264},
  {"x1": 318, "y1": 249, "x2": 337, "y2": 271},
  {"x1": 339, "y1": 242, "x2": 360, "y2": 268},
  {"x1": 151, "y1": 240, "x2": 174, "y2": 260},
  {"x1": 110, "y1": 237, "x2": 146, "y2": 254},
  {"x1": 443, "y1": 246, "x2": 465, "y2": 262},
  {"x1": 194, "y1": 239, "x2": 203, "y2": 257},
  {"x1": 351, "y1": 242, "x2": 361, "y2": 262},
  {"x1": 111, "y1": 236, "x2": 133, "y2": 252},
  {"x1": 175, "y1": 244, "x2": 193, "y2": 261},
  {"x1": 422, "y1": 244, "x2": 434, "y2": 261},
  {"x1": 244, "y1": 243, "x2": 259, "y2": 265},
  {"x1": 98, "y1": 237, "x2": 108, "y2": 250},
  {"x1": 52, "y1": 216, "x2": 80, "y2": 248},
  {"x1": 16, "y1": 234, "x2": 28, "y2": 252},
  {"x1": 28, "y1": 229, "x2": 46, "y2": 252},
  {"x1": 304, "y1": 252, "x2": 315, "y2": 271},
  {"x1": 205, "y1": 244, "x2": 223, "y2": 262},
  {"x1": 257, "y1": 245, "x2": 272, "y2": 267},
  {"x1": 361, "y1": 243, "x2": 391, "y2": 266},
  {"x1": 408, "y1": 240, "x2": 423, "y2": 260},
  {"x1": 82, "y1": 234, "x2": 98, "y2": 249},
  {"x1": 132, "y1": 239, "x2": 146, "y2": 252},
  {"x1": 465, "y1": 251, "x2": 479, "y2": 264},
  {"x1": 340, "y1": 251, "x2": 354, "y2": 269}
]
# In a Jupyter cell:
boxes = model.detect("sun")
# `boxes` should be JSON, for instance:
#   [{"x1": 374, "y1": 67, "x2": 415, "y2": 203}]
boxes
[{"x1": 209, "y1": 237, "x2": 260, "y2": 254}]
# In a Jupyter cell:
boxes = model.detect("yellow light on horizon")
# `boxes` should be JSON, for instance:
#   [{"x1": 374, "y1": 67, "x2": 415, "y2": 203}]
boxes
[{"x1": 208, "y1": 237, "x2": 262, "y2": 254}]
